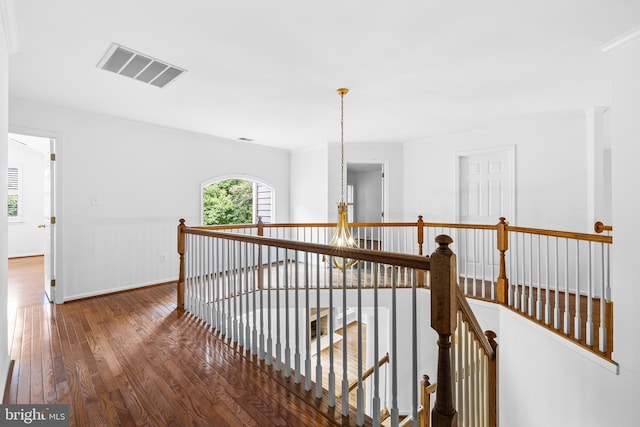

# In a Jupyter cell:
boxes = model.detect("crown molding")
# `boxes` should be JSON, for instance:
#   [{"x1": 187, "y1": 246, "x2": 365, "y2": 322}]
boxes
[
  {"x1": 601, "y1": 25, "x2": 640, "y2": 52},
  {"x1": 0, "y1": 0, "x2": 19, "y2": 54}
]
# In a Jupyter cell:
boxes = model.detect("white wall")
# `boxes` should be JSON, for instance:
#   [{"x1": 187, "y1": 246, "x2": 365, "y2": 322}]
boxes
[
  {"x1": 403, "y1": 113, "x2": 590, "y2": 232},
  {"x1": 607, "y1": 31, "x2": 640, "y2": 425},
  {"x1": 8, "y1": 139, "x2": 44, "y2": 257},
  {"x1": 9, "y1": 98, "x2": 291, "y2": 301},
  {"x1": 456, "y1": 35, "x2": 640, "y2": 427},
  {"x1": 0, "y1": 7, "x2": 10, "y2": 400},
  {"x1": 462, "y1": 296, "x2": 628, "y2": 427},
  {"x1": 290, "y1": 145, "x2": 329, "y2": 222}
]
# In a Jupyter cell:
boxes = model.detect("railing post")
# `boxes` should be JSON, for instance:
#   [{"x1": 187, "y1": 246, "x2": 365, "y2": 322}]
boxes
[
  {"x1": 257, "y1": 217, "x2": 264, "y2": 290},
  {"x1": 430, "y1": 235, "x2": 458, "y2": 427},
  {"x1": 485, "y1": 330, "x2": 499, "y2": 427},
  {"x1": 418, "y1": 215, "x2": 424, "y2": 256},
  {"x1": 496, "y1": 217, "x2": 509, "y2": 304},
  {"x1": 257, "y1": 216, "x2": 264, "y2": 236},
  {"x1": 418, "y1": 215, "x2": 426, "y2": 287},
  {"x1": 177, "y1": 218, "x2": 186, "y2": 311},
  {"x1": 421, "y1": 374, "x2": 432, "y2": 427}
]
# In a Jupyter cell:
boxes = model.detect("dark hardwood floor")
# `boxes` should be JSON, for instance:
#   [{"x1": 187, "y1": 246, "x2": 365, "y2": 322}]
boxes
[{"x1": 5, "y1": 258, "x2": 359, "y2": 426}]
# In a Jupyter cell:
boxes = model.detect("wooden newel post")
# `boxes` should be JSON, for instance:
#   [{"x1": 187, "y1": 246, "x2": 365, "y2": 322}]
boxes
[
  {"x1": 177, "y1": 219, "x2": 186, "y2": 311},
  {"x1": 485, "y1": 330, "x2": 499, "y2": 427},
  {"x1": 430, "y1": 235, "x2": 458, "y2": 427},
  {"x1": 496, "y1": 217, "x2": 509, "y2": 304},
  {"x1": 257, "y1": 216, "x2": 264, "y2": 237}
]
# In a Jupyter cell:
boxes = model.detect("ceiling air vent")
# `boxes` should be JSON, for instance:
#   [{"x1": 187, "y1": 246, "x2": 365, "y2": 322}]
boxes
[{"x1": 97, "y1": 43, "x2": 187, "y2": 88}]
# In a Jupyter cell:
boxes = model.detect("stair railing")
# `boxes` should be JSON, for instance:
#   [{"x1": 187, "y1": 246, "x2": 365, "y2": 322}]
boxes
[
  {"x1": 177, "y1": 216, "x2": 612, "y2": 425},
  {"x1": 187, "y1": 216, "x2": 613, "y2": 360},
  {"x1": 178, "y1": 219, "x2": 446, "y2": 426}
]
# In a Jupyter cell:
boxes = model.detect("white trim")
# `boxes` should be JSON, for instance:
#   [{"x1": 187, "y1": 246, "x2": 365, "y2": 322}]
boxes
[
  {"x1": 63, "y1": 278, "x2": 178, "y2": 302},
  {"x1": 601, "y1": 25, "x2": 640, "y2": 52},
  {"x1": 346, "y1": 160, "x2": 389, "y2": 223},
  {"x1": 454, "y1": 145, "x2": 516, "y2": 225},
  {"x1": 0, "y1": 0, "x2": 19, "y2": 54},
  {"x1": 500, "y1": 304, "x2": 619, "y2": 374},
  {"x1": 9, "y1": 126, "x2": 63, "y2": 303}
]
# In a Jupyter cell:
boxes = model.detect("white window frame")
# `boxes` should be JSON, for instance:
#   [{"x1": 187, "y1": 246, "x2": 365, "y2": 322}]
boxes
[{"x1": 200, "y1": 176, "x2": 275, "y2": 226}]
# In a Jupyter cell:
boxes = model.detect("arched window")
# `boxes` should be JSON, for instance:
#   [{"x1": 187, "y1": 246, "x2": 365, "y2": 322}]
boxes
[{"x1": 202, "y1": 178, "x2": 274, "y2": 225}]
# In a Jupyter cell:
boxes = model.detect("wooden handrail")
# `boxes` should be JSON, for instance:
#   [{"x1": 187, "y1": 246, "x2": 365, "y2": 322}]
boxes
[
  {"x1": 594, "y1": 221, "x2": 612, "y2": 234},
  {"x1": 456, "y1": 286, "x2": 496, "y2": 360},
  {"x1": 181, "y1": 225, "x2": 432, "y2": 271},
  {"x1": 337, "y1": 352, "x2": 389, "y2": 398},
  {"x1": 192, "y1": 218, "x2": 613, "y2": 243},
  {"x1": 506, "y1": 225, "x2": 612, "y2": 243}
]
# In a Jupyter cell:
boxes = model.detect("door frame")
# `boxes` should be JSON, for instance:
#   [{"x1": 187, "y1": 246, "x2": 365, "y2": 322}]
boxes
[
  {"x1": 9, "y1": 126, "x2": 63, "y2": 303},
  {"x1": 455, "y1": 145, "x2": 516, "y2": 224},
  {"x1": 346, "y1": 161, "x2": 387, "y2": 223}
]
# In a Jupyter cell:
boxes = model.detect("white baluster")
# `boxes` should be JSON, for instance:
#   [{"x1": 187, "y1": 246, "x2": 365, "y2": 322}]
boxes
[
  {"x1": 574, "y1": 241, "x2": 581, "y2": 340},
  {"x1": 275, "y1": 248, "x2": 282, "y2": 371},
  {"x1": 536, "y1": 234, "x2": 542, "y2": 321},
  {"x1": 328, "y1": 260, "x2": 336, "y2": 407},
  {"x1": 341, "y1": 258, "x2": 349, "y2": 417},
  {"x1": 545, "y1": 236, "x2": 551, "y2": 325},
  {"x1": 411, "y1": 270, "x2": 419, "y2": 426},
  {"x1": 599, "y1": 243, "x2": 607, "y2": 353},
  {"x1": 284, "y1": 249, "x2": 291, "y2": 378},
  {"x1": 304, "y1": 252, "x2": 312, "y2": 391},
  {"x1": 357, "y1": 263, "x2": 365, "y2": 426},
  {"x1": 586, "y1": 242, "x2": 594, "y2": 346},
  {"x1": 563, "y1": 239, "x2": 571, "y2": 335},
  {"x1": 315, "y1": 254, "x2": 323, "y2": 399},
  {"x1": 259, "y1": 243, "x2": 265, "y2": 360},
  {"x1": 372, "y1": 264, "x2": 381, "y2": 426},
  {"x1": 238, "y1": 242, "x2": 244, "y2": 347},
  {"x1": 266, "y1": 247, "x2": 273, "y2": 366},
  {"x1": 390, "y1": 268, "x2": 398, "y2": 427},
  {"x1": 554, "y1": 238, "x2": 560, "y2": 330},
  {"x1": 294, "y1": 251, "x2": 301, "y2": 384}
]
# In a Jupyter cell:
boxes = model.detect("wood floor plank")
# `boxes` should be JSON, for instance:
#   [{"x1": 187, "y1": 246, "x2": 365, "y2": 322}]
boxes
[
  {"x1": 6, "y1": 257, "x2": 370, "y2": 426},
  {"x1": 41, "y1": 304, "x2": 58, "y2": 404},
  {"x1": 17, "y1": 307, "x2": 32, "y2": 404}
]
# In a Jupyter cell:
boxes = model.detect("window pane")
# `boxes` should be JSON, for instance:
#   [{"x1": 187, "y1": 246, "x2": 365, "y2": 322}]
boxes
[{"x1": 8, "y1": 194, "x2": 18, "y2": 217}]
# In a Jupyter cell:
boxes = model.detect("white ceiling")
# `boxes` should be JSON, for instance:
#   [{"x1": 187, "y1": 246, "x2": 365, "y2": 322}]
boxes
[{"x1": 8, "y1": 1, "x2": 640, "y2": 150}]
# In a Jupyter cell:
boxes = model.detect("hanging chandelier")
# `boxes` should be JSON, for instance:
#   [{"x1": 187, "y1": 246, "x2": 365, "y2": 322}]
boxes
[{"x1": 330, "y1": 88, "x2": 358, "y2": 269}]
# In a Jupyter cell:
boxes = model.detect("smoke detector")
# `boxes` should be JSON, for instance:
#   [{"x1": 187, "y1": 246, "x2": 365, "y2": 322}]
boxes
[{"x1": 97, "y1": 43, "x2": 187, "y2": 88}]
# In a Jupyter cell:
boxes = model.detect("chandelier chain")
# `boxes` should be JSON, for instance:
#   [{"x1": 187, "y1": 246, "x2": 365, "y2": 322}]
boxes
[{"x1": 340, "y1": 91, "x2": 345, "y2": 203}]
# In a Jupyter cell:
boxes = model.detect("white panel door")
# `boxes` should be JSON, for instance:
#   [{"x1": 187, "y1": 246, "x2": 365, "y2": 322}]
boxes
[{"x1": 458, "y1": 147, "x2": 514, "y2": 282}]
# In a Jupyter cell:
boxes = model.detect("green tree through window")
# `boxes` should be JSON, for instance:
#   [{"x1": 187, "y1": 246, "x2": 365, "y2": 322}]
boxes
[{"x1": 203, "y1": 179, "x2": 253, "y2": 225}]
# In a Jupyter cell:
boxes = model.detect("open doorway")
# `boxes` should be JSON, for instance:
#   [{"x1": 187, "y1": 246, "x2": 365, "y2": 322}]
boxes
[
  {"x1": 346, "y1": 163, "x2": 384, "y2": 223},
  {"x1": 346, "y1": 163, "x2": 384, "y2": 248},
  {"x1": 7, "y1": 132, "x2": 57, "y2": 306}
]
